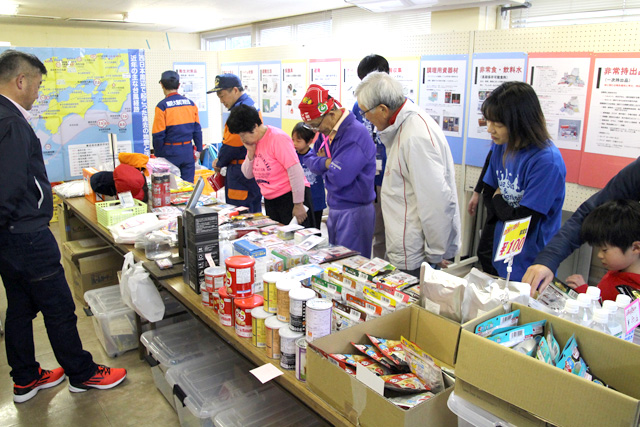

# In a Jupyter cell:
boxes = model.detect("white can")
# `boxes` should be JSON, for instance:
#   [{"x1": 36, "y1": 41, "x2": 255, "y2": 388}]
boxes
[
  {"x1": 279, "y1": 327, "x2": 303, "y2": 370},
  {"x1": 265, "y1": 316, "x2": 288, "y2": 359},
  {"x1": 305, "y1": 298, "x2": 332, "y2": 342},
  {"x1": 276, "y1": 278, "x2": 301, "y2": 322},
  {"x1": 289, "y1": 287, "x2": 316, "y2": 332},
  {"x1": 204, "y1": 266, "x2": 226, "y2": 293},
  {"x1": 295, "y1": 337, "x2": 307, "y2": 382}
]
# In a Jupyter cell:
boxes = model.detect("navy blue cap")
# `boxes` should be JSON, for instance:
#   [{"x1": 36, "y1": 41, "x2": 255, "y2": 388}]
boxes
[
  {"x1": 159, "y1": 70, "x2": 179, "y2": 84},
  {"x1": 207, "y1": 73, "x2": 242, "y2": 93}
]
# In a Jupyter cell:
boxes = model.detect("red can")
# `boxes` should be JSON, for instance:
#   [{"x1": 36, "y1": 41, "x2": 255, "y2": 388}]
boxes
[
  {"x1": 234, "y1": 295, "x2": 264, "y2": 338},
  {"x1": 211, "y1": 290, "x2": 220, "y2": 315},
  {"x1": 152, "y1": 174, "x2": 164, "y2": 208},
  {"x1": 218, "y1": 287, "x2": 234, "y2": 327},
  {"x1": 225, "y1": 255, "x2": 255, "y2": 297},
  {"x1": 205, "y1": 266, "x2": 226, "y2": 293}
]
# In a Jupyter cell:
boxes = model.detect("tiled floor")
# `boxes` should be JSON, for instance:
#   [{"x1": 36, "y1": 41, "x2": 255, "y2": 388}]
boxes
[{"x1": 0, "y1": 227, "x2": 179, "y2": 427}]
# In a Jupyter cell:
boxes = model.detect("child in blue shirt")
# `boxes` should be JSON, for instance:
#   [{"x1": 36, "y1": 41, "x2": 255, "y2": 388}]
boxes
[{"x1": 292, "y1": 122, "x2": 326, "y2": 227}]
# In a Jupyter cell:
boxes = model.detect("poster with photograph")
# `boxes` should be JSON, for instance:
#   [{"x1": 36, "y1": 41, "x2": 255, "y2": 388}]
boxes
[
  {"x1": 466, "y1": 52, "x2": 527, "y2": 166},
  {"x1": 174, "y1": 62, "x2": 208, "y2": 128},
  {"x1": 389, "y1": 57, "x2": 420, "y2": 103},
  {"x1": 281, "y1": 60, "x2": 307, "y2": 120},
  {"x1": 259, "y1": 62, "x2": 281, "y2": 119},
  {"x1": 419, "y1": 55, "x2": 469, "y2": 164},
  {"x1": 238, "y1": 63, "x2": 260, "y2": 110},
  {"x1": 309, "y1": 58, "x2": 341, "y2": 100}
]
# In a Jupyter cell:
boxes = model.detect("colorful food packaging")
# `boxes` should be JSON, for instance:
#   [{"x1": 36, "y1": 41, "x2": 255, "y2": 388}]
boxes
[
  {"x1": 474, "y1": 309, "x2": 520, "y2": 337},
  {"x1": 486, "y1": 320, "x2": 546, "y2": 348},
  {"x1": 367, "y1": 335, "x2": 407, "y2": 367},
  {"x1": 387, "y1": 392, "x2": 435, "y2": 409},
  {"x1": 381, "y1": 373, "x2": 430, "y2": 393},
  {"x1": 401, "y1": 337, "x2": 444, "y2": 393},
  {"x1": 351, "y1": 343, "x2": 395, "y2": 370}
]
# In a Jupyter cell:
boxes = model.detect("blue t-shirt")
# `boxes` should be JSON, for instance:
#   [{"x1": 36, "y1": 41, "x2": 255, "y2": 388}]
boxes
[
  {"x1": 298, "y1": 150, "x2": 326, "y2": 212},
  {"x1": 483, "y1": 141, "x2": 566, "y2": 281}
]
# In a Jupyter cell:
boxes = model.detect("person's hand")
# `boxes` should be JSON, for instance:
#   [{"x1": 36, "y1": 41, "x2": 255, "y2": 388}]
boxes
[
  {"x1": 211, "y1": 158, "x2": 221, "y2": 173},
  {"x1": 437, "y1": 259, "x2": 451, "y2": 269},
  {"x1": 467, "y1": 191, "x2": 480, "y2": 216},
  {"x1": 293, "y1": 203, "x2": 307, "y2": 224},
  {"x1": 494, "y1": 187, "x2": 501, "y2": 197},
  {"x1": 325, "y1": 158, "x2": 332, "y2": 169},
  {"x1": 317, "y1": 147, "x2": 327, "y2": 158},
  {"x1": 522, "y1": 264, "x2": 555, "y2": 297},
  {"x1": 244, "y1": 143, "x2": 256, "y2": 160},
  {"x1": 565, "y1": 274, "x2": 586, "y2": 289}
]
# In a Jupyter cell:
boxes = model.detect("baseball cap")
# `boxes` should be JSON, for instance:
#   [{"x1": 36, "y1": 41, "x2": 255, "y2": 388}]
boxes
[
  {"x1": 298, "y1": 84, "x2": 336, "y2": 122},
  {"x1": 207, "y1": 73, "x2": 242, "y2": 93},
  {"x1": 90, "y1": 171, "x2": 117, "y2": 196},
  {"x1": 113, "y1": 164, "x2": 146, "y2": 201},
  {"x1": 160, "y1": 70, "x2": 179, "y2": 84}
]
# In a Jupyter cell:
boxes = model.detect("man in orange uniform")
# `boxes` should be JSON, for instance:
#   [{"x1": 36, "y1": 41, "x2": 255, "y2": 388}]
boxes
[{"x1": 152, "y1": 70, "x2": 202, "y2": 183}]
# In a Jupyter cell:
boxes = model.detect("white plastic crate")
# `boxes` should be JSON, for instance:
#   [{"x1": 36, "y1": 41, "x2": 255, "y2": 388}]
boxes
[
  {"x1": 140, "y1": 319, "x2": 233, "y2": 409},
  {"x1": 447, "y1": 392, "x2": 513, "y2": 427},
  {"x1": 84, "y1": 285, "x2": 137, "y2": 357}
]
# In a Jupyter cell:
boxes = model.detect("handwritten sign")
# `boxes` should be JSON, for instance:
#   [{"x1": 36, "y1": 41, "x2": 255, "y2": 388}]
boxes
[{"x1": 494, "y1": 216, "x2": 532, "y2": 262}]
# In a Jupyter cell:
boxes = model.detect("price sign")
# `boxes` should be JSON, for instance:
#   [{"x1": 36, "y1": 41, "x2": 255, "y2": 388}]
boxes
[
  {"x1": 494, "y1": 216, "x2": 532, "y2": 262},
  {"x1": 624, "y1": 299, "x2": 640, "y2": 334}
]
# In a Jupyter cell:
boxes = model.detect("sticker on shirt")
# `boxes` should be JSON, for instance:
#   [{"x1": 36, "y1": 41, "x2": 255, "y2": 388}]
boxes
[{"x1": 496, "y1": 168, "x2": 524, "y2": 208}]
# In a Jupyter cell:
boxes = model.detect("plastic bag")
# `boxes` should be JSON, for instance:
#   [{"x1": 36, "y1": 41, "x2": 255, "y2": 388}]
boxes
[
  {"x1": 119, "y1": 252, "x2": 165, "y2": 322},
  {"x1": 201, "y1": 145, "x2": 218, "y2": 170},
  {"x1": 108, "y1": 213, "x2": 169, "y2": 244}
]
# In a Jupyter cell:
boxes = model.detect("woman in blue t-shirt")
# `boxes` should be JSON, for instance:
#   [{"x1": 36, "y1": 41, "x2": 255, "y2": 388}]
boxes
[{"x1": 481, "y1": 81, "x2": 567, "y2": 281}]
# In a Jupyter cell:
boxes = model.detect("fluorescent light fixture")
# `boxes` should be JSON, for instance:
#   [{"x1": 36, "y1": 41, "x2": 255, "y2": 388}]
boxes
[
  {"x1": 345, "y1": 0, "x2": 525, "y2": 13},
  {"x1": 0, "y1": 41, "x2": 11, "y2": 46},
  {"x1": 0, "y1": 1, "x2": 18, "y2": 16}
]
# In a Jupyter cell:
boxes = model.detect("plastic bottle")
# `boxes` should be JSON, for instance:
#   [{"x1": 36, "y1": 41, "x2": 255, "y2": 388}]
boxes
[
  {"x1": 602, "y1": 300, "x2": 623, "y2": 338},
  {"x1": 576, "y1": 293, "x2": 593, "y2": 327},
  {"x1": 590, "y1": 308, "x2": 612, "y2": 335},
  {"x1": 560, "y1": 299, "x2": 581, "y2": 324},
  {"x1": 585, "y1": 286, "x2": 602, "y2": 315},
  {"x1": 615, "y1": 294, "x2": 634, "y2": 342}
]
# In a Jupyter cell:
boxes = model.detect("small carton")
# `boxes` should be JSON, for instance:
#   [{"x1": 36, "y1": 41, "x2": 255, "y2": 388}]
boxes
[
  {"x1": 455, "y1": 302, "x2": 640, "y2": 427},
  {"x1": 82, "y1": 167, "x2": 108, "y2": 204},
  {"x1": 307, "y1": 305, "x2": 461, "y2": 426}
]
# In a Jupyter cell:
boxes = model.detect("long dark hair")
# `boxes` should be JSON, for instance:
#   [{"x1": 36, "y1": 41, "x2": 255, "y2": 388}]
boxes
[{"x1": 481, "y1": 81, "x2": 550, "y2": 154}]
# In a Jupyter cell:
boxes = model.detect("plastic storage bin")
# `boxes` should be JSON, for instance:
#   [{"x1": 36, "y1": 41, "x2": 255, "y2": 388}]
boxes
[
  {"x1": 166, "y1": 353, "x2": 270, "y2": 427},
  {"x1": 95, "y1": 199, "x2": 147, "y2": 227},
  {"x1": 140, "y1": 319, "x2": 233, "y2": 409},
  {"x1": 143, "y1": 291, "x2": 192, "y2": 332},
  {"x1": 447, "y1": 392, "x2": 513, "y2": 427},
  {"x1": 214, "y1": 386, "x2": 329, "y2": 427},
  {"x1": 85, "y1": 285, "x2": 138, "y2": 357}
]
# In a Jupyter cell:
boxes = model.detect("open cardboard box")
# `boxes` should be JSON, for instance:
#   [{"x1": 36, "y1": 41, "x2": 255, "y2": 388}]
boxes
[
  {"x1": 307, "y1": 305, "x2": 461, "y2": 426},
  {"x1": 455, "y1": 302, "x2": 640, "y2": 427}
]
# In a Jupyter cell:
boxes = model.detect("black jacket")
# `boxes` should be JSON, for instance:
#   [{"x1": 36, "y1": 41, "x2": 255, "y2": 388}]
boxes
[{"x1": 0, "y1": 95, "x2": 53, "y2": 232}]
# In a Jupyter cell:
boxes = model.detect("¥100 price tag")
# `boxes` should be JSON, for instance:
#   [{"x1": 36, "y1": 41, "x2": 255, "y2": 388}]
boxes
[
  {"x1": 624, "y1": 299, "x2": 640, "y2": 334},
  {"x1": 494, "y1": 216, "x2": 532, "y2": 262}
]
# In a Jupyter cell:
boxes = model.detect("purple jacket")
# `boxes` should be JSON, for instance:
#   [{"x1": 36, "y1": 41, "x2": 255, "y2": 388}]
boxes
[{"x1": 305, "y1": 111, "x2": 376, "y2": 210}]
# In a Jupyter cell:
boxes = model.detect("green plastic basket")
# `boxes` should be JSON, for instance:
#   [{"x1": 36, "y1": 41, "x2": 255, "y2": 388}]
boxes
[{"x1": 95, "y1": 199, "x2": 148, "y2": 227}]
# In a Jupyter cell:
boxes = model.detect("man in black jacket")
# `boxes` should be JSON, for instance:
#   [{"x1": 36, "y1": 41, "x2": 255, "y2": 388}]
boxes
[{"x1": 0, "y1": 50, "x2": 126, "y2": 403}]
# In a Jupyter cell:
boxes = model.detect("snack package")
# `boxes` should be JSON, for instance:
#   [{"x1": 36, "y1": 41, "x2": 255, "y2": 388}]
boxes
[
  {"x1": 487, "y1": 320, "x2": 546, "y2": 348},
  {"x1": 327, "y1": 356, "x2": 356, "y2": 376},
  {"x1": 513, "y1": 336, "x2": 541, "y2": 357},
  {"x1": 401, "y1": 337, "x2": 444, "y2": 393},
  {"x1": 376, "y1": 271, "x2": 419, "y2": 290},
  {"x1": 556, "y1": 335, "x2": 591, "y2": 379},
  {"x1": 367, "y1": 335, "x2": 407, "y2": 367},
  {"x1": 332, "y1": 300, "x2": 367, "y2": 332},
  {"x1": 536, "y1": 337, "x2": 554, "y2": 364},
  {"x1": 388, "y1": 392, "x2": 435, "y2": 409},
  {"x1": 346, "y1": 293, "x2": 385, "y2": 318},
  {"x1": 546, "y1": 324, "x2": 561, "y2": 364},
  {"x1": 536, "y1": 277, "x2": 578, "y2": 313},
  {"x1": 474, "y1": 310, "x2": 521, "y2": 337},
  {"x1": 381, "y1": 373, "x2": 429, "y2": 393},
  {"x1": 351, "y1": 343, "x2": 396, "y2": 370},
  {"x1": 421, "y1": 264, "x2": 467, "y2": 322}
]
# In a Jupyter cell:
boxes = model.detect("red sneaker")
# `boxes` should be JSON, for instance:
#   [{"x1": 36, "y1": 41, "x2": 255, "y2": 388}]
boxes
[
  {"x1": 68, "y1": 365, "x2": 127, "y2": 393},
  {"x1": 14, "y1": 367, "x2": 66, "y2": 403}
]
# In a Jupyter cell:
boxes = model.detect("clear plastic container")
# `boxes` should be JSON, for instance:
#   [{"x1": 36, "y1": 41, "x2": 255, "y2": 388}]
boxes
[
  {"x1": 576, "y1": 293, "x2": 593, "y2": 328},
  {"x1": 615, "y1": 294, "x2": 634, "y2": 342},
  {"x1": 602, "y1": 300, "x2": 623, "y2": 338},
  {"x1": 84, "y1": 285, "x2": 137, "y2": 357},
  {"x1": 447, "y1": 392, "x2": 514, "y2": 427},
  {"x1": 166, "y1": 353, "x2": 268, "y2": 427},
  {"x1": 590, "y1": 308, "x2": 612, "y2": 335},
  {"x1": 560, "y1": 299, "x2": 581, "y2": 324},
  {"x1": 145, "y1": 232, "x2": 172, "y2": 260},
  {"x1": 213, "y1": 385, "x2": 329, "y2": 427},
  {"x1": 585, "y1": 286, "x2": 602, "y2": 315}
]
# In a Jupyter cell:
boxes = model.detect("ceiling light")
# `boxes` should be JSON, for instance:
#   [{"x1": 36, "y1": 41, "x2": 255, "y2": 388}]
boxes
[{"x1": 0, "y1": 1, "x2": 18, "y2": 16}]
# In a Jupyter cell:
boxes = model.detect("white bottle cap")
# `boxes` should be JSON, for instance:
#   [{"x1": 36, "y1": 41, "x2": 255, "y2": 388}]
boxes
[
  {"x1": 602, "y1": 300, "x2": 617, "y2": 315},
  {"x1": 586, "y1": 286, "x2": 601, "y2": 299},
  {"x1": 564, "y1": 298, "x2": 579, "y2": 314},
  {"x1": 577, "y1": 293, "x2": 591, "y2": 308},
  {"x1": 616, "y1": 294, "x2": 632, "y2": 308},
  {"x1": 593, "y1": 308, "x2": 609, "y2": 324}
]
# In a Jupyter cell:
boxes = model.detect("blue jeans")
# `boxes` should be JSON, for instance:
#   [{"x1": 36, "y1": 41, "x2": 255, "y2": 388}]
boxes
[{"x1": 0, "y1": 229, "x2": 96, "y2": 385}]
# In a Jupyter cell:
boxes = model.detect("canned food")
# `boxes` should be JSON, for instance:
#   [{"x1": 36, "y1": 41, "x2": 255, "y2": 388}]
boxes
[
  {"x1": 234, "y1": 295, "x2": 263, "y2": 338},
  {"x1": 225, "y1": 255, "x2": 255, "y2": 297}
]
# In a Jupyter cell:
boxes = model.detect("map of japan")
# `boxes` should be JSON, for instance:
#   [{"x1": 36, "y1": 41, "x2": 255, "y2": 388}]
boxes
[{"x1": 1, "y1": 47, "x2": 148, "y2": 181}]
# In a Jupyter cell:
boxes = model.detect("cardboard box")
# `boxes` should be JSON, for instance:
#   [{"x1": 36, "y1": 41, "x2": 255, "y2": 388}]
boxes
[
  {"x1": 62, "y1": 238, "x2": 123, "y2": 301},
  {"x1": 57, "y1": 204, "x2": 95, "y2": 243},
  {"x1": 455, "y1": 302, "x2": 640, "y2": 427},
  {"x1": 307, "y1": 305, "x2": 461, "y2": 427}
]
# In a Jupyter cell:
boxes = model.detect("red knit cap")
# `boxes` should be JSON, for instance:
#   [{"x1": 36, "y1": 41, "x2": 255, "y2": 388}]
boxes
[
  {"x1": 113, "y1": 164, "x2": 146, "y2": 201},
  {"x1": 298, "y1": 84, "x2": 335, "y2": 122}
]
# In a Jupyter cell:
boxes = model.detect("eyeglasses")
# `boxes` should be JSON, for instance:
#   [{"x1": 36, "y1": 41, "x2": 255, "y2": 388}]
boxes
[
  {"x1": 361, "y1": 104, "x2": 380, "y2": 116},
  {"x1": 304, "y1": 113, "x2": 326, "y2": 132}
]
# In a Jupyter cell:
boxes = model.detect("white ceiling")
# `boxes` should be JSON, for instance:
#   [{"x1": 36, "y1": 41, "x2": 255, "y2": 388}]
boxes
[{"x1": 0, "y1": 0, "x2": 353, "y2": 33}]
